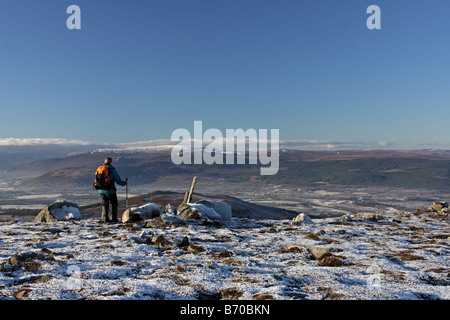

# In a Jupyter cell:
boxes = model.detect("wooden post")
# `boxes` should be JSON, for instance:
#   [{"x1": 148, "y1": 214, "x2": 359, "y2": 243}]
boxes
[{"x1": 187, "y1": 176, "x2": 197, "y2": 203}]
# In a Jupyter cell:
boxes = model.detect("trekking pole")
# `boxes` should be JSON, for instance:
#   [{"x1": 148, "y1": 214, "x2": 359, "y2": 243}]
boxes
[{"x1": 125, "y1": 178, "x2": 129, "y2": 209}]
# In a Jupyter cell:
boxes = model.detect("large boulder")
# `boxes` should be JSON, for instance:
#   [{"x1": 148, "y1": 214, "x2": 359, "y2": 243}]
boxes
[
  {"x1": 33, "y1": 200, "x2": 82, "y2": 223},
  {"x1": 122, "y1": 203, "x2": 160, "y2": 223},
  {"x1": 291, "y1": 213, "x2": 313, "y2": 225},
  {"x1": 196, "y1": 199, "x2": 232, "y2": 222},
  {"x1": 122, "y1": 209, "x2": 141, "y2": 223}
]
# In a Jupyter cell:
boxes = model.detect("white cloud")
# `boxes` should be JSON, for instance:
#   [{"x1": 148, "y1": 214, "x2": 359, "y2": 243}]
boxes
[
  {"x1": 0, "y1": 138, "x2": 94, "y2": 146},
  {"x1": 279, "y1": 139, "x2": 396, "y2": 150},
  {"x1": 0, "y1": 137, "x2": 398, "y2": 151}
]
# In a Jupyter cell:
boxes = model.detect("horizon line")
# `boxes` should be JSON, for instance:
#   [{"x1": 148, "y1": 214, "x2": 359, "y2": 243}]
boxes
[{"x1": 0, "y1": 137, "x2": 448, "y2": 152}]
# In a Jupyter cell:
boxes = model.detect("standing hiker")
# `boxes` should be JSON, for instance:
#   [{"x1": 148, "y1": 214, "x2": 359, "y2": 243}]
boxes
[{"x1": 94, "y1": 157, "x2": 127, "y2": 223}]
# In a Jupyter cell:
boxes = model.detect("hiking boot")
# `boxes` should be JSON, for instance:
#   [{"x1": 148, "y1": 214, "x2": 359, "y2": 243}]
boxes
[
  {"x1": 111, "y1": 203, "x2": 119, "y2": 223},
  {"x1": 102, "y1": 205, "x2": 110, "y2": 223}
]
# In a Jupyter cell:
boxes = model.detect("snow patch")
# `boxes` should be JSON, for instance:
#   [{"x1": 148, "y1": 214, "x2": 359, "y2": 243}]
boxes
[
  {"x1": 187, "y1": 203, "x2": 223, "y2": 223},
  {"x1": 131, "y1": 203, "x2": 160, "y2": 219},
  {"x1": 50, "y1": 205, "x2": 82, "y2": 221}
]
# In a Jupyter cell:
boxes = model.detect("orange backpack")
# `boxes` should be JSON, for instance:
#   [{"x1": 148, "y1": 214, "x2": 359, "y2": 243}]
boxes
[{"x1": 94, "y1": 165, "x2": 112, "y2": 190}]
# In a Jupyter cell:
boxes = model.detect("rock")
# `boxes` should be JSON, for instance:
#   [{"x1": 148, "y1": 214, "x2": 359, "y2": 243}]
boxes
[
  {"x1": 42, "y1": 228, "x2": 63, "y2": 234},
  {"x1": 133, "y1": 203, "x2": 161, "y2": 218},
  {"x1": 305, "y1": 231, "x2": 321, "y2": 241},
  {"x1": 106, "y1": 260, "x2": 127, "y2": 266},
  {"x1": 33, "y1": 200, "x2": 82, "y2": 223},
  {"x1": 291, "y1": 213, "x2": 313, "y2": 225},
  {"x1": 122, "y1": 208, "x2": 142, "y2": 223},
  {"x1": 129, "y1": 230, "x2": 152, "y2": 244},
  {"x1": 279, "y1": 245, "x2": 312, "y2": 261},
  {"x1": 221, "y1": 287, "x2": 244, "y2": 300},
  {"x1": 142, "y1": 217, "x2": 167, "y2": 229},
  {"x1": 307, "y1": 246, "x2": 331, "y2": 260},
  {"x1": 177, "y1": 203, "x2": 224, "y2": 224},
  {"x1": 143, "y1": 213, "x2": 186, "y2": 229},
  {"x1": 266, "y1": 227, "x2": 277, "y2": 233},
  {"x1": 0, "y1": 263, "x2": 13, "y2": 272},
  {"x1": 177, "y1": 203, "x2": 202, "y2": 221},
  {"x1": 2, "y1": 219, "x2": 22, "y2": 225},
  {"x1": 196, "y1": 199, "x2": 232, "y2": 222},
  {"x1": 187, "y1": 242, "x2": 205, "y2": 254},
  {"x1": 205, "y1": 260, "x2": 220, "y2": 269},
  {"x1": 177, "y1": 236, "x2": 190, "y2": 248},
  {"x1": 101, "y1": 289, "x2": 127, "y2": 297},
  {"x1": 318, "y1": 256, "x2": 343, "y2": 267},
  {"x1": 151, "y1": 234, "x2": 166, "y2": 245},
  {"x1": 280, "y1": 245, "x2": 309, "y2": 254},
  {"x1": 13, "y1": 289, "x2": 31, "y2": 299},
  {"x1": 7, "y1": 251, "x2": 54, "y2": 269},
  {"x1": 281, "y1": 245, "x2": 303, "y2": 253},
  {"x1": 39, "y1": 248, "x2": 53, "y2": 255},
  {"x1": 130, "y1": 236, "x2": 144, "y2": 244},
  {"x1": 428, "y1": 201, "x2": 449, "y2": 214},
  {"x1": 164, "y1": 203, "x2": 177, "y2": 214},
  {"x1": 138, "y1": 230, "x2": 153, "y2": 243},
  {"x1": 123, "y1": 203, "x2": 160, "y2": 223},
  {"x1": 160, "y1": 213, "x2": 186, "y2": 226},
  {"x1": 364, "y1": 212, "x2": 384, "y2": 222},
  {"x1": 336, "y1": 214, "x2": 353, "y2": 222},
  {"x1": 312, "y1": 229, "x2": 326, "y2": 236},
  {"x1": 217, "y1": 249, "x2": 233, "y2": 258}
]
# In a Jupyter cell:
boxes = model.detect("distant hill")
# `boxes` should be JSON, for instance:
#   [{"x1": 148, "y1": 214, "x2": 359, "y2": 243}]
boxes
[
  {"x1": 10, "y1": 148, "x2": 450, "y2": 191},
  {"x1": 258, "y1": 157, "x2": 450, "y2": 190}
]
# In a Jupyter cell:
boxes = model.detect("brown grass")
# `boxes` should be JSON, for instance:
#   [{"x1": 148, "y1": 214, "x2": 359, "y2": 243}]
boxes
[
  {"x1": 252, "y1": 293, "x2": 275, "y2": 300},
  {"x1": 393, "y1": 250, "x2": 425, "y2": 261},
  {"x1": 221, "y1": 287, "x2": 244, "y2": 300},
  {"x1": 318, "y1": 256, "x2": 344, "y2": 267}
]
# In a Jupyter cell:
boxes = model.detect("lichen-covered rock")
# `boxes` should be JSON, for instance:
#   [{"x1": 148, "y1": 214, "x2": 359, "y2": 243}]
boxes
[{"x1": 177, "y1": 202, "x2": 224, "y2": 224}]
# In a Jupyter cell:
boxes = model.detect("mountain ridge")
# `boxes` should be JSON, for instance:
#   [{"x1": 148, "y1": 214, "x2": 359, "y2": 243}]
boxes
[{"x1": 11, "y1": 149, "x2": 450, "y2": 191}]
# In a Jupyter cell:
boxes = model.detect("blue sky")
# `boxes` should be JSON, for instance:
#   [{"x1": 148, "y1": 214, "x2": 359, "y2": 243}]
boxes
[{"x1": 0, "y1": 0, "x2": 449, "y2": 149}]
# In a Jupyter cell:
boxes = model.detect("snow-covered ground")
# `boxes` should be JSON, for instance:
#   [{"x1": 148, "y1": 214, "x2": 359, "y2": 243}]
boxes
[{"x1": 0, "y1": 210, "x2": 448, "y2": 300}]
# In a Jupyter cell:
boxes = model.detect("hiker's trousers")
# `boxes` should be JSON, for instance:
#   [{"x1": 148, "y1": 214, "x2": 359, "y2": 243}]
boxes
[{"x1": 100, "y1": 193, "x2": 118, "y2": 207}]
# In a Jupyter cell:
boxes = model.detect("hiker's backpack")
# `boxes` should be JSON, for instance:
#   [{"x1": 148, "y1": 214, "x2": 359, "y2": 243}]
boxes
[{"x1": 94, "y1": 165, "x2": 112, "y2": 190}]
